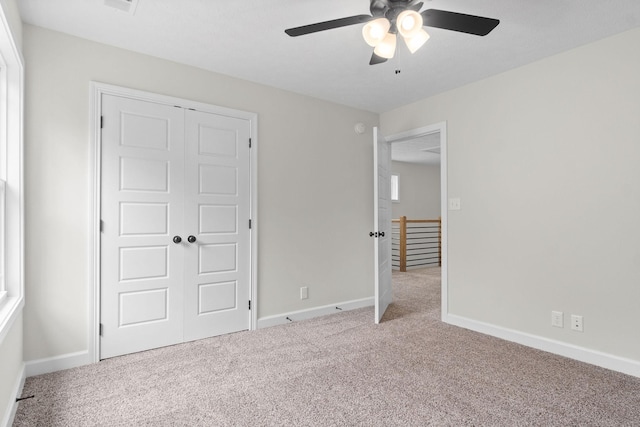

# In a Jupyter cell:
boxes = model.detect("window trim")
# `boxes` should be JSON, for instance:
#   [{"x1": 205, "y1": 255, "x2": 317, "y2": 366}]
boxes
[
  {"x1": 391, "y1": 174, "x2": 399, "y2": 202},
  {"x1": 0, "y1": 4, "x2": 25, "y2": 345},
  {"x1": 0, "y1": 179, "x2": 6, "y2": 306}
]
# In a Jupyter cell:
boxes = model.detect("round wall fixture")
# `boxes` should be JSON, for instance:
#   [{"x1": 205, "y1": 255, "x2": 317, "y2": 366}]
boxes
[{"x1": 354, "y1": 123, "x2": 366, "y2": 134}]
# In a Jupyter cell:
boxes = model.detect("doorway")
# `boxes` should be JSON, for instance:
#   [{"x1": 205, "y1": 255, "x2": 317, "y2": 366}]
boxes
[{"x1": 382, "y1": 123, "x2": 448, "y2": 321}]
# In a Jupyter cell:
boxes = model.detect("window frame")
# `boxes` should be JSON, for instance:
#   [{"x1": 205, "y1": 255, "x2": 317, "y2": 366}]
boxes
[
  {"x1": 0, "y1": 5, "x2": 24, "y2": 344},
  {"x1": 391, "y1": 174, "x2": 399, "y2": 202}
]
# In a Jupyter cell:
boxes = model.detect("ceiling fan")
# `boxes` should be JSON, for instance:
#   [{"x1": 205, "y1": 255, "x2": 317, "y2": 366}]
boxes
[{"x1": 285, "y1": 0, "x2": 500, "y2": 65}]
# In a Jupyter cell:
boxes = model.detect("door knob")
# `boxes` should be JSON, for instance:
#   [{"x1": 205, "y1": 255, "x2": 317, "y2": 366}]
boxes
[
  {"x1": 173, "y1": 236, "x2": 182, "y2": 244},
  {"x1": 369, "y1": 232, "x2": 378, "y2": 238},
  {"x1": 379, "y1": 231, "x2": 385, "y2": 237},
  {"x1": 187, "y1": 235, "x2": 197, "y2": 243}
]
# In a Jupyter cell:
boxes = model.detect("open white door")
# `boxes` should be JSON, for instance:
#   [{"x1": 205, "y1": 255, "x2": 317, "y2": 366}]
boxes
[{"x1": 373, "y1": 127, "x2": 392, "y2": 323}]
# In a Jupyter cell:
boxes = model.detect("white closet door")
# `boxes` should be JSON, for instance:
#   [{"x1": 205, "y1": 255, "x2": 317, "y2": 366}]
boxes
[
  {"x1": 100, "y1": 95, "x2": 185, "y2": 359},
  {"x1": 183, "y1": 109, "x2": 251, "y2": 341}
]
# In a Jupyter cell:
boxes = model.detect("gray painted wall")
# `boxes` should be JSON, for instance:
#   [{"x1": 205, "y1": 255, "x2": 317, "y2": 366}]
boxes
[
  {"x1": 381, "y1": 27, "x2": 640, "y2": 362},
  {"x1": 22, "y1": 25, "x2": 378, "y2": 362},
  {"x1": 391, "y1": 161, "x2": 440, "y2": 220}
]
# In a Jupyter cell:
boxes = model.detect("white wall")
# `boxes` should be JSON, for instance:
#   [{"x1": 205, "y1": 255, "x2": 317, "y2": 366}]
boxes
[
  {"x1": 381, "y1": 28, "x2": 640, "y2": 364},
  {"x1": 22, "y1": 25, "x2": 378, "y2": 362},
  {"x1": 391, "y1": 161, "x2": 440, "y2": 220}
]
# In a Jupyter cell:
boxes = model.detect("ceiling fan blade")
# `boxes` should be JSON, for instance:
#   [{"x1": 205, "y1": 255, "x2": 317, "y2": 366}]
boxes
[
  {"x1": 285, "y1": 15, "x2": 373, "y2": 37},
  {"x1": 369, "y1": 52, "x2": 387, "y2": 65},
  {"x1": 408, "y1": 2, "x2": 424, "y2": 12},
  {"x1": 421, "y1": 9, "x2": 499, "y2": 36}
]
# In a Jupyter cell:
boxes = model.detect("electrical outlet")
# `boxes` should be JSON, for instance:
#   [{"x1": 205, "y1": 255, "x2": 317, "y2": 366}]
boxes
[
  {"x1": 551, "y1": 311, "x2": 563, "y2": 328},
  {"x1": 300, "y1": 286, "x2": 308, "y2": 300},
  {"x1": 571, "y1": 314, "x2": 583, "y2": 332}
]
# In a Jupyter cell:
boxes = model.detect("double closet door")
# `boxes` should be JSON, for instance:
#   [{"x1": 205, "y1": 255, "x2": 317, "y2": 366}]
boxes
[{"x1": 100, "y1": 94, "x2": 251, "y2": 359}]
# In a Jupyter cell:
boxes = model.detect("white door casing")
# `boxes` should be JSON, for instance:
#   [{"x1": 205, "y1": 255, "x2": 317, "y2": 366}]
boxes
[
  {"x1": 374, "y1": 127, "x2": 392, "y2": 324},
  {"x1": 100, "y1": 94, "x2": 252, "y2": 359}
]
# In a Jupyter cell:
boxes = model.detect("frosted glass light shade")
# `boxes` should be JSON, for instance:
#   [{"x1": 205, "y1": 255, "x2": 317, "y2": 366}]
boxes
[
  {"x1": 404, "y1": 29, "x2": 430, "y2": 54},
  {"x1": 397, "y1": 10, "x2": 423, "y2": 38},
  {"x1": 373, "y1": 32, "x2": 397, "y2": 59},
  {"x1": 362, "y1": 18, "x2": 391, "y2": 47}
]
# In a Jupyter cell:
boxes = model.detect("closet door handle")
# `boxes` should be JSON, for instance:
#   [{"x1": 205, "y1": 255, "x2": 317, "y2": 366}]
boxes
[
  {"x1": 187, "y1": 235, "x2": 197, "y2": 243},
  {"x1": 173, "y1": 236, "x2": 182, "y2": 244}
]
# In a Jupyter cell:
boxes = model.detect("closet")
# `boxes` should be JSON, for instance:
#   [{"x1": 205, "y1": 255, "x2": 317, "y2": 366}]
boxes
[{"x1": 99, "y1": 94, "x2": 251, "y2": 359}]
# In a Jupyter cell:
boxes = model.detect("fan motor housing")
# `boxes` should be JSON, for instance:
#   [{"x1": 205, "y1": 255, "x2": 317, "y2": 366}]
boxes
[{"x1": 371, "y1": 0, "x2": 419, "y2": 23}]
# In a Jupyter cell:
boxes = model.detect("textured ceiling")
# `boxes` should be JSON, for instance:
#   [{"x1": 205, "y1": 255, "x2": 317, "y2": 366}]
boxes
[
  {"x1": 17, "y1": 0, "x2": 640, "y2": 113},
  {"x1": 392, "y1": 133, "x2": 441, "y2": 165}
]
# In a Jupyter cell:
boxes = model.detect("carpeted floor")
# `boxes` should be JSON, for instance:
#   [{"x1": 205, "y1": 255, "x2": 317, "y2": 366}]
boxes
[{"x1": 14, "y1": 267, "x2": 640, "y2": 426}]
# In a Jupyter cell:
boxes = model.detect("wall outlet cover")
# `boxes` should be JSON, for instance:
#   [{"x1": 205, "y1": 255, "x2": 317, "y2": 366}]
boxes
[
  {"x1": 551, "y1": 311, "x2": 563, "y2": 328},
  {"x1": 571, "y1": 314, "x2": 584, "y2": 332}
]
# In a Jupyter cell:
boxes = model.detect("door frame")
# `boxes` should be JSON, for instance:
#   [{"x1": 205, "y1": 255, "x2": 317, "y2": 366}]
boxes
[
  {"x1": 383, "y1": 122, "x2": 448, "y2": 320},
  {"x1": 88, "y1": 82, "x2": 259, "y2": 363}
]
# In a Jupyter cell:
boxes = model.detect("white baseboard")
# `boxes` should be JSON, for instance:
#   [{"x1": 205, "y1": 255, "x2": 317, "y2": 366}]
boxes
[
  {"x1": 258, "y1": 297, "x2": 374, "y2": 329},
  {"x1": 444, "y1": 313, "x2": 640, "y2": 378},
  {"x1": 2, "y1": 362, "x2": 25, "y2": 427},
  {"x1": 25, "y1": 350, "x2": 92, "y2": 377}
]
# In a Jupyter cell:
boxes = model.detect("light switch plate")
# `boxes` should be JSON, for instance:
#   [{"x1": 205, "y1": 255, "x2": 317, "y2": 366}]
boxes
[
  {"x1": 449, "y1": 198, "x2": 461, "y2": 210},
  {"x1": 551, "y1": 311, "x2": 563, "y2": 328}
]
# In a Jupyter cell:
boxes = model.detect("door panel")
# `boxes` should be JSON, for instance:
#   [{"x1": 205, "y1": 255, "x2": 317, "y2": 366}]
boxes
[
  {"x1": 119, "y1": 289, "x2": 168, "y2": 326},
  {"x1": 199, "y1": 205, "x2": 237, "y2": 233},
  {"x1": 120, "y1": 203, "x2": 168, "y2": 235},
  {"x1": 199, "y1": 281, "x2": 237, "y2": 313},
  {"x1": 119, "y1": 246, "x2": 168, "y2": 280},
  {"x1": 199, "y1": 165, "x2": 238, "y2": 195},
  {"x1": 100, "y1": 95, "x2": 185, "y2": 359},
  {"x1": 183, "y1": 109, "x2": 251, "y2": 342},
  {"x1": 119, "y1": 157, "x2": 169, "y2": 192},
  {"x1": 374, "y1": 127, "x2": 392, "y2": 323}
]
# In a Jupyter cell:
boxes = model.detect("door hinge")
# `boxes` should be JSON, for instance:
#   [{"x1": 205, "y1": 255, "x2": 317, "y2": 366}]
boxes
[
  {"x1": 100, "y1": 220, "x2": 104, "y2": 233},
  {"x1": 100, "y1": 116, "x2": 104, "y2": 129},
  {"x1": 99, "y1": 323, "x2": 103, "y2": 336},
  {"x1": 249, "y1": 138, "x2": 252, "y2": 148},
  {"x1": 249, "y1": 219, "x2": 252, "y2": 229},
  {"x1": 248, "y1": 300, "x2": 251, "y2": 310}
]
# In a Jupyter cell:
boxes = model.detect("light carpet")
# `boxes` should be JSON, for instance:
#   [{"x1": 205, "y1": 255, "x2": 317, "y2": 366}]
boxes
[{"x1": 14, "y1": 268, "x2": 640, "y2": 426}]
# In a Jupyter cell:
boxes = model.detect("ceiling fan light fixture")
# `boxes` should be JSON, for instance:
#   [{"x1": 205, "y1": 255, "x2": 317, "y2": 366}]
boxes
[
  {"x1": 397, "y1": 10, "x2": 423, "y2": 38},
  {"x1": 404, "y1": 29, "x2": 430, "y2": 54},
  {"x1": 362, "y1": 18, "x2": 391, "y2": 47},
  {"x1": 373, "y1": 32, "x2": 397, "y2": 59}
]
